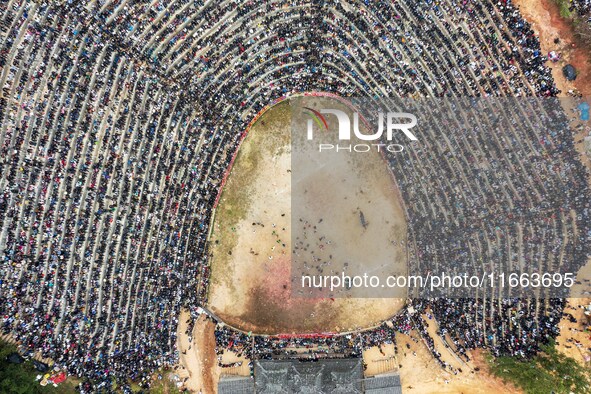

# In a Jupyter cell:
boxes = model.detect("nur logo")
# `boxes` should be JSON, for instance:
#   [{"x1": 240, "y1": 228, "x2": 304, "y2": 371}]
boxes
[{"x1": 304, "y1": 107, "x2": 417, "y2": 153}]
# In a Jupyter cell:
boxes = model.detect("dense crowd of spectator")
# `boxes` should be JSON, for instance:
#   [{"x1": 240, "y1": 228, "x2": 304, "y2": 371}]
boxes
[
  {"x1": 570, "y1": 0, "x2": 591, "y2": 21},
  {"x1": 0, "y1": 0, "x2": 589, "y2": 391}
]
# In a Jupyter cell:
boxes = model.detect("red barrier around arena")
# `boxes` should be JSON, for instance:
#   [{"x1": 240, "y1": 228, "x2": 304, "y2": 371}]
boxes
[{"x1": 277, "y1": 333, "x2": 338, "y2": 339}]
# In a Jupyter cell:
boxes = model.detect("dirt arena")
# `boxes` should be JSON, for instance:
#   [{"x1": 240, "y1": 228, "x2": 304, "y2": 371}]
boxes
[{"x1": 206, "y1": 97, "x2": 407, "y2": 334}]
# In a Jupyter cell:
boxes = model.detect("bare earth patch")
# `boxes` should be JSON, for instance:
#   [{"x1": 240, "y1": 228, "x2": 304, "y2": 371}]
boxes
[
  {"x1": 396, "y1": 341, "x2": 521, "y2": 394},
  {"x1": 515, "y1": 0, "x2": 591, "y2": 98},
  {"x1": 176, "y1": 311, "x2": 218, "y2": 393},
  {"x1": 207, "y1": 98, "x2": 406, "y2": 334}
]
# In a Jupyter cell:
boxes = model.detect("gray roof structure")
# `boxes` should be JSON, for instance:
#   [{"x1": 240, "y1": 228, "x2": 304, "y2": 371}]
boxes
[
  {"x1": 254, "y1": 358, "x2": 363, "y2": 394},
  {"x1": 218, "y1": 376, "x2": 255, "y2": 394},
  {"x1": 363, "y1": 373, "x2": 403, "y2": 394},
  {"x1": 229, "y1": 359, "x2": 402, "y2": 393}
]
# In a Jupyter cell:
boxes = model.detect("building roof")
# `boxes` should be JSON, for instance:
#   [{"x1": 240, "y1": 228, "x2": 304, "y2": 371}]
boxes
[
  {"x1": 254, "y1": 358, "x2": 363, "y2": 394},
  {"x1": 218, "y1": 376, "x2": 255, "y2": 394},
  {"x1": 363, "y1": 374, "x2": 403, "y2": 394}
]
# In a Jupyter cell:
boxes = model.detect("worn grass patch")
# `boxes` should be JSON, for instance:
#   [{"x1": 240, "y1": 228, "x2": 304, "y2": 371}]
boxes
[{"x1": 208, "y1": 102, "x2": 290, "y2": 291}]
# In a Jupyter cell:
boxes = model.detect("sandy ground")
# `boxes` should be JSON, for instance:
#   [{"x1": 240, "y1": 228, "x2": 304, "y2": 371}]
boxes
[
  {"x1": 176, "y1": 311, "x2": 218, "y2": 393},
  {"x1": 176, "y1": 311, "x2": 252, "y2": 393},
  {"x1": 361, "y1": 313, "x2": 520, "y2": 394},
  {"x1": 556, "y1": 298, "x2": 591, "y2": 363},
  {"x1": 207, "y1": 98, "x2": 407, "y2": 334},
  {"x1": 395, "y1": 334, "x2": 520, "y2": 394}
]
